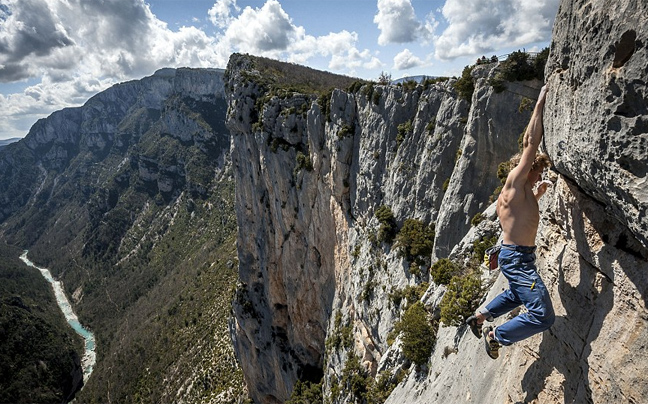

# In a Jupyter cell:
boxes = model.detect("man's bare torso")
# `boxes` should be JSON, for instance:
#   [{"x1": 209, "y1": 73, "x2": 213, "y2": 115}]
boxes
[{"x1": 496, "y1": 180, "x2": 540, "y2": 246}]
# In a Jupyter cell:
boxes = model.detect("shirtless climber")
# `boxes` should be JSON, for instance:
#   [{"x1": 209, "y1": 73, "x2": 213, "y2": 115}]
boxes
[{"x1": 466, "y1": 85, "x2": 555, "y2": 359}]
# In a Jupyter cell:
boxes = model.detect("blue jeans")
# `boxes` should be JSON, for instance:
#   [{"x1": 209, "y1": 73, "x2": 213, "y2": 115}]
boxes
[{"x1": 481, "y1": 244, "x2": 555, "y2": 345}]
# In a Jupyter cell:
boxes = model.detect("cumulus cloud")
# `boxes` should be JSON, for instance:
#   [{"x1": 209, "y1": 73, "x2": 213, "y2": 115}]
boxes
[
  {"x1": 0, "y1": 0, "x2": 230, "y2": 138},
  {"x1": 374, "y1": 0, "x2": 435, "y2": 45},
  {"x1": 224, "y1": 0, "x2": 295, "y2": 53},
  {"x1": 0, "y1": 0, "x2": 74, "y2": 81},
  {"x1": 393, "y1": 49, "x2": 424, "y2": 70},
  {"x1": 208, "y1": 0, "x2": 240, "y2": 28},
  {"x1": 434, "y1": 0, "x2": 559, "y2": 60}
]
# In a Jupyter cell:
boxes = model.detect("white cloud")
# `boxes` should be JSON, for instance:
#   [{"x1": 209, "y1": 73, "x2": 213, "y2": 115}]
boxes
[
  {"x1": 434, "y1": 0, "x2": 559, "y2": 60},
  {"x1": 0, "y1": 0, "x2": 231, "y2": 138},
  {"x1": 374, "y1": 0, "x2": 435, "y2": 45},
  {"x1": 208, "y1": 0, "x2": 240, "y2": 28},
  {"x1": 374, "y1": 0, "x2": 419, "y2": 45},
  {"x1": 224, "y1": 0, "x2": 295, "y2": 53},
  {"x1": 393, "y1": 48, "x2": 424, "y2": 70}
]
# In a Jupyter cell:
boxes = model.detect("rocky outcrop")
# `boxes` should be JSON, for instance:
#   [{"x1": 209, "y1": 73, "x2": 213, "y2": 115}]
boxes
[
  {"x1": 226, "y1": 0, "x2": 648, "y2": 402},
  {"x1": 433, "y1": 74, "x2": 541, "y2": 258},
  {"x1": 0, "y1": 68, "x2": 227, "y2": 223},
  {"x1": 386, "y1": 173, "x2": 648, "y2": 404},
  {"x1": 544, "y1": 0, "x2": 648, "y2": 249}
]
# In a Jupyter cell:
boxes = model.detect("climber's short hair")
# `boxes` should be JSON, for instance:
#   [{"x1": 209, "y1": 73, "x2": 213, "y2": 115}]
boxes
[{"x1": 509, "y1": 152, "x2": 552, "y2": 172}]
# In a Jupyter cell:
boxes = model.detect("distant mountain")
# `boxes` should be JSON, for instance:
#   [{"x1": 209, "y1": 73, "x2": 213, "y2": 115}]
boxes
[
  {"x1": 391, "y1": 75, "x2": 443, "y2": 84},
  {"x1": 0, "y1": 67, "x2": 247, "y2": 403},
  {"x1": 0, "y1": 137, "x2": 20, "y2": 150}
]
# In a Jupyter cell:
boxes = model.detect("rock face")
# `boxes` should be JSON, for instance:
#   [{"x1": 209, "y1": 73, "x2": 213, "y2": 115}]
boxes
[
  {"x1": 544, "y1": 0, "x2": 648, "y2": 249},
  {"x1": 226, "y1": 0, "x2": 648, "y2": 402},
  {"x1": 226, "y1": 56, "x2": 541, "y2": 403}
]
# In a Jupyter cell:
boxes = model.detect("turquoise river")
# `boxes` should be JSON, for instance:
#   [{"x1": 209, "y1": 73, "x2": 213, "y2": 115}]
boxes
[{"x1": 20, "y1": 251, "x2": 96, "y2": 384}]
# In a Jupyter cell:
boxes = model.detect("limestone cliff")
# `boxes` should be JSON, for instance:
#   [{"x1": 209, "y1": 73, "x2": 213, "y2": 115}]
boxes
[
  {"x1": 226, "y1": 57, "x2": 541, "y2": 403},
  {"x1": 226, "y1": 0, "x2": 647, "y2": 402}
]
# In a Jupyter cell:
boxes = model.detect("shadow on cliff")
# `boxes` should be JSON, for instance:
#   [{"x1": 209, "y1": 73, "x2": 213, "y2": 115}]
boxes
[
  {"x1": 518, "y1": 244, "x2": 613, "y2": 404},
  {"x1": 519, "y1": 181, "x2": 625, "y2": 403}
]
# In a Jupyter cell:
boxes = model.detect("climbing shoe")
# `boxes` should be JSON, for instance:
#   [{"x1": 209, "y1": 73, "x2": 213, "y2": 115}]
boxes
[
  {"x1": 483, "y1": 326, "x2": 501, "y2": 359},
  {"x1": 466, "y1": 315, "x2": 482, "y2": 339}
]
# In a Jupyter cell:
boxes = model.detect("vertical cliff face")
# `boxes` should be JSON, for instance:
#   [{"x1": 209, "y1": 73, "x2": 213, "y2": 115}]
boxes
[
  {"x1": 227, "y1": 1, "x2": 648, "y2": 402},
  {"x1": 545, "y1": 0, "x2": 648, "y2": 248},
  {"x1": 225, "y1": 55, "x2": 540, "y2": 403}
]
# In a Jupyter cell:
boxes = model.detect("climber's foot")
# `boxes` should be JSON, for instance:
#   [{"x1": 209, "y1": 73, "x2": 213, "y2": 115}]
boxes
[{"x1": 483, "y1": 326, "x2": 501, "y2": 359}]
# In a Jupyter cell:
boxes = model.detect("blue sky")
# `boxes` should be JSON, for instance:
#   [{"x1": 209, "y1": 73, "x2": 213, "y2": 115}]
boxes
[{"x1": 0, "y1": 0, "x2": 560, "y2": 140}]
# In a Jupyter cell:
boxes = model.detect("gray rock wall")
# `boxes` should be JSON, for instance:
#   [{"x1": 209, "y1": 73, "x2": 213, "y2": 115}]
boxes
[
  {"x1": 545, "y1": 0, "x2": 648, "y2": 248},
  {"x1": 226, "y1": 60, "x2": 539, "y2": 403}
]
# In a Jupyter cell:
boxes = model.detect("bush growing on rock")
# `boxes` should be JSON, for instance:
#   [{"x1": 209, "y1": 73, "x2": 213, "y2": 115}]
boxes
[
  {"x1": 440, "y1": 272, "x2": 482, "y2": 326},
  {"x1": 286, "y1": 380, "x2": 323, "y2": 404},
  {"x1": 489, "y1": 48, "x2": 550, "y2": 93},
  {"x1": 471, "y1": 236, "x2": 498, "y2": 267},
  {"x1": 375, "y1": 205, "x2": 397, "y2": 243},
  {"x1": 395, "y1": 218, "x2": 435, "y2": 265},
  {"x1": 454, "y1": 65, "x2": 475, "y2": 102},
  {"x1": 430, "y1": 258, "x2": 462, "y2": 285},
  {"x1": 395, "y1": 302, "x2": 436, "y2": 367}
]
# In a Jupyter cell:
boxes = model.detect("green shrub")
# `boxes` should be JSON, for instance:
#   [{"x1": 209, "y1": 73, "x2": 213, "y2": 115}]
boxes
[
  {"x1": 491, "y1": 160, "x2": 512, "y2": 201},
  {"x1": 497, "y1": 160, "x2": 511, "y2": 182},
  {"x1": 488, "y1": 47, "x2": 549, "y2": 92},
  {"x1": 375, "y1": 205, "x2": 397, "y2": 243},
  {"x1": 361, "y1": 279, "x2": 378, "y2": 302},
  {"x1": 337, "y1": 124, "x2": 355, "y2": 139},
  {"x1": 395, "y1": 302, "x2": 436, "y2": 367},
  {"x1": 533, "y1": 48, "x2": 550, "y2": 80},
  {"x1": 317, "y1": 91, "x2": 332, "y2": 122},
  {"x1": 430, "y1": 258, "x2": 462, "y2": 285},
  {"x1": 471, "y1": 212, "x2": 485, "y2": 227},
  {"x1": 372, "y1": 91, "x2": 381, "y2": 105},
  {"x1": 378, "y1": 71, "x2": 392, "y2": 85},
  {"x1": 366, "y1": 370, "x2": 400, "y2": 404},
  {"x1": 286, "y1": 380, "x2": 323, "y2": 404},
  {"x1": 518, "y1": 97, "x2": 534, "y2": 113},
  {"x1": 362, "y1": 83, "x2": 375, "y2": 101},
  {"x1": 401, "y1": 80, "x2": 418, "y2": 92},
  {"x1": 295, "y1": 151, "x2": 313, "y2": 173},
  {"x1": 489, "y1": 76, "x2": 507, "y2": 93},
  {"x1": 455, "y1": 148, "x2": 463, "y2": 163},
  {"x1": 454, "y1": 65, "x2": 475, "y2": 102},
  {"x1": 440, "y1": 272, "x2": 482, "y2": 327},
  {"x1": 326, "y1": 311, "x2": 353, "y2": 352},
  {"x1": 347, "y1": 81, "x2": 365, "y2": 93},
  {"x1": 426, "y1": 119, "x2": 436, "y2": 133},
  {"x1": 389, "y1": 283, "x2": 428, "y2": 308},
  {"x1": 395, "y1": 218, "x2": 435, "y2": 264},
  {"x1": 499, "y1": 50, "x2": 536, "y2": 82},
  {"x1": 340, "y1": 355, "x2": 370, "y2": 402},
  {"x1": 396, "y1": 120, "x2": 413, "y2": 149}
]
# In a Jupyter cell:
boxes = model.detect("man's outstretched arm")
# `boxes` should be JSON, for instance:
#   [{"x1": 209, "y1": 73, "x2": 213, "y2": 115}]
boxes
[{"x1": 508, "y1": 85, "x2": 548, "y2": 183}]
